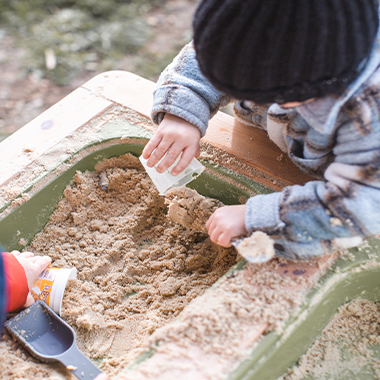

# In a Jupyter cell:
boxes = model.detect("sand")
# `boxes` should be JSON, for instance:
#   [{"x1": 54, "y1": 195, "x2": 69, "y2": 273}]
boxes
[
  {"x1": 282, "y1": 297, "x2": 380, "y2": 380},
  {"x1": 119, "y1": 257, "x2": 316, "y2": 380},
  {"x1": 165, "y1": 187, "x2": 276, "y2": 264},
  {"x1": 235, "y1": 231, "x2": 275, "y2": 263},
  {"x1": 0, "y1": 332, "x2": 75, "y2": 380},
  {"x1": 165, "y1": 186, "x2": 223, "y2": 233},
  {"x1": 1, "y1": 152, "x2": 342, "y2": 380},
  {"x1": 1, "y1": 153, "x2": 237, "y2": 378}
]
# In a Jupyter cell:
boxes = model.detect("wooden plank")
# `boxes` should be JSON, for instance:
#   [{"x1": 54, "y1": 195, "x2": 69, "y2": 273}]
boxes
[
  {"x1": 0, "y1": 87, "x2": 112, "y2": 186},
  {"x1": 82, "y1": 70, "x2": 154, "y2": 119},
  {"x1": 205, "y1": 112, "x2": 312, "y2": 185}
]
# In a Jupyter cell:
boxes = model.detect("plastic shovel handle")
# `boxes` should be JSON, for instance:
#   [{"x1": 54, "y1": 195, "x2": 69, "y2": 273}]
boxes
[{"x1": 57, "y1": 344, "x2": 103, "y2": 380}]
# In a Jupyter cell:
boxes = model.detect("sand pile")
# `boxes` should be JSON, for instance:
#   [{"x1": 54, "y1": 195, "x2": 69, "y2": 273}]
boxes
[
  {"x1": 119, "y1": 256, "x2": 315, "y2": 380},
  {"x1": 1, "y1": 153, "x2": 237, "y2": 379},
  {"x1": 1, "y1": 152, "x2": 341, "y2": 380},
  {"x1": 165, "y1": 186, "x2": 222, "y2": 232},
  {"x1": 165, "y1": 187, "x2": 275, "y2": 263}
]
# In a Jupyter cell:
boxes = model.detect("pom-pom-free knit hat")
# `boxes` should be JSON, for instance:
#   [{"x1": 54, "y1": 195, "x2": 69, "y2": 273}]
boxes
[{"x1": 193, "y1": 0, "x2": 379, "y2": 104}]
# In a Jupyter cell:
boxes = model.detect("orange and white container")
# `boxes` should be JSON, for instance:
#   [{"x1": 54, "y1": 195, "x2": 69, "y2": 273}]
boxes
[{"x1": 30, "y1": 267, "x2": 77, "y2": 315}]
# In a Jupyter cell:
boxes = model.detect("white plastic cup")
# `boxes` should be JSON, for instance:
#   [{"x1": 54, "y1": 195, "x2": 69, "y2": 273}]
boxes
[
  {"x1": 30, "y1": 267, "x2": 77, "y2": 315},
  {"x1": 139, "y1": 155, "x2": 205, "y2": 195}
]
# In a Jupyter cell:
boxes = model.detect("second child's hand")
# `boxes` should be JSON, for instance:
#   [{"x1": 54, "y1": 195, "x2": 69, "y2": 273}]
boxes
[{"x1": 142, "y1": 114, "x2": 201, "y2": 176}]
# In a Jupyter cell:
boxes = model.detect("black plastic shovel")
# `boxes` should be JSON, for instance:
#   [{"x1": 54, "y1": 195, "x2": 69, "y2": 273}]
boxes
[{"x1": 5, "y1": 301, "x2": 103, "y2": 380}]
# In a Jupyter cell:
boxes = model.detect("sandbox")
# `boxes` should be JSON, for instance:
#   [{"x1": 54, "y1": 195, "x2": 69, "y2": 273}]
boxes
[{"x1": 0, "y1": 71, "x2": 379, "y2": 380}]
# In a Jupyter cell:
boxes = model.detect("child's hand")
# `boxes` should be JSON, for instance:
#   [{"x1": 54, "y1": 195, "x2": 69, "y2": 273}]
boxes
[
  {"x1": 11, "y1": 250, "x2": 51, "y2": 307},
  {"x1": 206, "y1": 205, "x2": 248, "y2": 247},
  {"x1": 142, "y1": 114, "x2": 201, "y2": 176}
]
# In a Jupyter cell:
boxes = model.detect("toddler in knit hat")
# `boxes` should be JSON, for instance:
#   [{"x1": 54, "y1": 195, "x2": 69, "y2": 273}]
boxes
[{"x1": 142, "y1": 0, "x2": 380, "y2": 260}]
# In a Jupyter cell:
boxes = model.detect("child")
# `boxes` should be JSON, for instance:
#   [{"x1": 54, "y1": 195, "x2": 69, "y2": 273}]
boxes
[
  {"x1": 0, "y1": 250, "x2": 113, "y2": 380},
  {"x1": 0, "y1": 250, "x2": 51, "y2": 323},
  {"x1": 142, "y1": 0, "x2": 380, "y2": 260}
]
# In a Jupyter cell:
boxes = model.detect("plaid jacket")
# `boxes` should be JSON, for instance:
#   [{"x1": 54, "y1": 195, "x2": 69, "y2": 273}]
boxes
[{"x1": 151, "y1": 20, "x2": 380, "y2": 260}]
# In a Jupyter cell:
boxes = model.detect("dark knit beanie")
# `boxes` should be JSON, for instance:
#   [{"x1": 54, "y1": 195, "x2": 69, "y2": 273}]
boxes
[{"x1": 193, "y1": 0, "x2": 379, "y2": 104}]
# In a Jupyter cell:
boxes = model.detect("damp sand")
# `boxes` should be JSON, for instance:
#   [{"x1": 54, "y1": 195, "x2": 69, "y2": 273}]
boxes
[
  {"x1": 165, "y1": 186, "x2": 222, "y2": 233},
  {"x1": 165, "y1": 187, "x2": 275, "y2": 263},
  {"x1": 282, "y1": 297, "x2": 380, "y2": 380},
  {"x1": 0, "y1": 153, "x2": 237, "y2": 379},
  {"x1": 1, "y1": 153, "x2": 337, "y2": 380},
  {"x1": 119, "y1": 257, "x2": 318, "y2": 380}
]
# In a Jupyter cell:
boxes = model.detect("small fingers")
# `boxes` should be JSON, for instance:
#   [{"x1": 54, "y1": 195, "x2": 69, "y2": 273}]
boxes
[
  {"x1": 170, "y1": 145, "x2": 198, "y2": 176},
  {"x1": 23, "y1": 293, "x2": 35, "y2": 308},
  {"x1": 207, "y1": 207, "x2": 241, "y2": 247},
  {"x1": 208, "y1": 224, "x2": 233, "y2": 247},
  {"x1": 27, "y1": 255, "x2": 51, "y2": 278},
  {"x1": 147, "y1": 143, "x2": 175, "y2": 172},
  {"x1": 156, "y1": 145, "x2": 183, "y2": 174},
  {"x1": 207, "y1": 216, "x2": 221, "y2": 242},
  {"x1": 205, "y1": 213, "x2": 214, "y2": 231},
  {"x1": 19, "y1": 251, "x2": 35, "y2": 259},
  {"x1": 142, "y1": 144, "x2": 153, "y2": 160},
  {"x1": 206, "y1": 208, "x2": 223, "y2": 233},
  {"x1": 142, "y1": 133, "x2": 162, "y2": 160},
  {"x1": 215, "y1": 232, "x2": 233, "y2": 247},
  {"x1": 35, "y1": 256, "x2": 52, "y2": 272},
  {"x1": 208, "y1": 226, "x2": 220, "y2": 245}
]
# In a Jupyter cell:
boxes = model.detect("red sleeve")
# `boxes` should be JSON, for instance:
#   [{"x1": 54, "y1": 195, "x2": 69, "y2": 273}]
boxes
[{"x1": 2, "y1": 252, "x2": 29, "y2": 312}]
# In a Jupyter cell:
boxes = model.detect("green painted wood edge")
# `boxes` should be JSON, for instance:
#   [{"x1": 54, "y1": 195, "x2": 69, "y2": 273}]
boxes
[
  {"x1": 6, "y1": 119, "x2": 378, "y2": 379},
  {"x1": 0, "y1": 118, "x2": 274, "y2": 250},
  {"x1": 0, "y1": 143, "x2": 143, "y2": 251},
  {"x1": 201, "y1": 161, "x2": 275, "y2": 196},
  {"x1": 227, "y1": 240, "x2": 380, "y2": 380}
]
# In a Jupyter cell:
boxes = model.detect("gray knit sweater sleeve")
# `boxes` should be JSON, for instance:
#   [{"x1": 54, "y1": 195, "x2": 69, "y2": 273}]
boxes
[{"x1": 151, "y1": 42, "x2": 231, "y2": 136}]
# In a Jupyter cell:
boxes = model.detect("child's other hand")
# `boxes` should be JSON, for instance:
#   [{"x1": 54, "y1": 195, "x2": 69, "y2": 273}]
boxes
[
  {"x1": 206, "y1": 205, "x2": 248, "y2": 247},
  {"x1": 142, "y1": 114, "x2": 201, "y2": 176},
  {"x1": 11, "y1": 250, "x2": 51, "y2": 307}
]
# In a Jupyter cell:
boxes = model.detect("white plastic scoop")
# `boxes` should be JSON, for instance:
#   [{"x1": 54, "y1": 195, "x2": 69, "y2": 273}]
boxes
[{"x1": 139, "y1": 155, "x2": 204, "y2": 195}]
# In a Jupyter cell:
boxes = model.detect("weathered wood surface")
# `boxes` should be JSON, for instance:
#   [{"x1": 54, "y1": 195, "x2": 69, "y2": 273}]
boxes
[{"x1": 0, "y1": 70, "x2": 311, "y2": 190}]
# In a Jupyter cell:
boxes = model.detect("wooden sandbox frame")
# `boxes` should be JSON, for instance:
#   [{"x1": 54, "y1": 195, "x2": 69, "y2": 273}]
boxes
[{"x1": 1, "y1": 71, "x2": 379, "y2": 380}]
